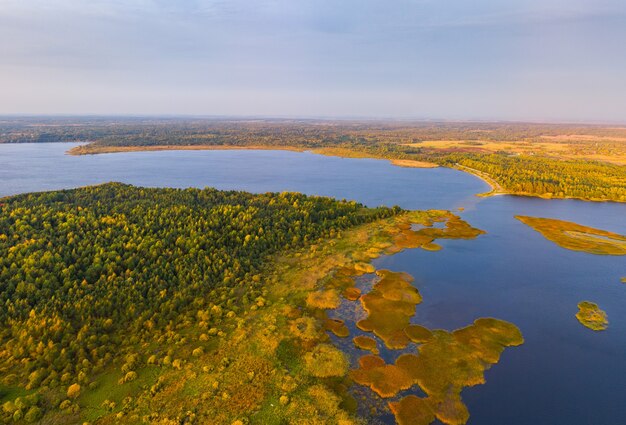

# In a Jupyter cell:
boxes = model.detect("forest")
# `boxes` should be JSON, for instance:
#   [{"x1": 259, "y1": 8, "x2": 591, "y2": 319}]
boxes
[
  {"x1": 2, "y1": 117, "x2": 625, "y2": 202},
  {"x1": 0, "y1": 183, "x2": 398, "y2": 423}
]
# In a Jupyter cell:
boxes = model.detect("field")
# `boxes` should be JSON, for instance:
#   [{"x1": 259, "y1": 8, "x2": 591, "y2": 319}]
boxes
[{"x1": 404, "y1": 137, "x2": 626, "y2": 166}]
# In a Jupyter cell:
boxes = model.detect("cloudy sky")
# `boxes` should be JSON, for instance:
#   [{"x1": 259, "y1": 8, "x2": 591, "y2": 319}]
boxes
[{"x1": 1, "y1": 0, "x2": 625, "y2": 121}]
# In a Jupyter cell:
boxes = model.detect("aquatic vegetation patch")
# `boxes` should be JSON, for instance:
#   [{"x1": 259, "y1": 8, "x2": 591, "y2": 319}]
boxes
[
  {"x1": 324, "y1": 318, "x2": 350, "y2": 338},
  {"x1": 356, "y1": 270, "x2": 423, "y2": 349},
  {"x1": 576, "y1": 301, "x2": 608, "y2": 331},
  {"x1": 354, "y1": 262, "x2": 376, "y2": 274},
  {"x1": 516, "y1": 216, "x2": 626, "y2": 255},
  {"x1": 350, "y1": 355, "x2": 415, "y2": 398},
  {"x1": 384, "y1": 211, "x2": 485, "y2": 254},
  {"x1": 389, "y1": 395, "x2": 436, "y2": 425},
  {"x1": 351, "y1": 318, "x2": 523, "y2": 425},
  {"x1": 404, "y1": 325, "x2": 433, "y2": 343},
  {"x1": 343, "y1": 287, "x2": 362, "y2": 301},
  {"x1": 353, "y1": 336, "x2": 379, "y2": 355}
]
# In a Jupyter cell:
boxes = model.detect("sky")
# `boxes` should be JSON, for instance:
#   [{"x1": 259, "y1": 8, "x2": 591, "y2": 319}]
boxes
[{"x1": 1, "y1": 0, "x2": 625, "y2": 122}]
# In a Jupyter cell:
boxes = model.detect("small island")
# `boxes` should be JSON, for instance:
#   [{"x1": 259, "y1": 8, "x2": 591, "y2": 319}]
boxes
[
  {"x1": 515, "y1": 216, "x2": 626, "y2": 255},
  {"x1": 576, "y1": 301, "x2": 609, "y2": 331}
]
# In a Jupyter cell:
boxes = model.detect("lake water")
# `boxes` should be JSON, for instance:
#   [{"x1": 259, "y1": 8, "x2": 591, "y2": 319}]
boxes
[{"x1": 1, "y1": 143, "x2": 625, "y2": 425}]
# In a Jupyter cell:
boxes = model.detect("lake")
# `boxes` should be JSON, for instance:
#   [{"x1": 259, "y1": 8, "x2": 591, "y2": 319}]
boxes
[{"x1": 1, "y1": 143, "x2": 625, "y2": 425}]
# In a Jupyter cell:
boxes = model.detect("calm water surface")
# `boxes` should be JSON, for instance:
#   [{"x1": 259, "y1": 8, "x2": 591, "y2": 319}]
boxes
[{"x1": 1, "y1": 143, "x2": 625, "y2": 425}]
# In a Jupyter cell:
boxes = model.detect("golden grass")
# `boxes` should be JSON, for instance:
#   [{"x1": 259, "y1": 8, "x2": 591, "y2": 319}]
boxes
[
  {"x1": 540, "y1": 134, "x2": 626, "y2": 142},
  {"x1": 356, "y1": 270, "x2": 422, "y2": 349},
  {"x1": 404, "y1": 325, "x2": 433, "y2": 343},
  {"x1": 351, "y1": 318, "x2": 523, "y2": 425},
  {"x1": 389, "y1": 159, "x2": 439, "y2": 168},
  {"x1": 323, "y1": 318, "x2": 350, "y2": 338},
  {"x1": 304, "y1": 344, "x2": 349, "y2": 378},
  {"x1": 352, "y1": 336, "x2": 379, "y2": 355},
  {"x1": 350, "y1": 355, "x2": 415, "y2": 398},
  {"x1": 378, "y1": 211, "x2": 484, "y2": 256},
  {"x1": 576, "y1": 301, "x2": 608, "y2": 331},
  {"x1": 68, "y1": 144, "x2": 304, "y2": 156},
  {"x1": 306, "y1": 289, "x2": 341, "y2": 309},
  {"x1": 516, "y1": 216, "x2": 626, "y2": 255},
  {"x1": 290, "y1": 317, "x2": 322, "y2": 342},
  {"x1": 389, "y1": 396, "x2": 435, "y2": 425},
  {"x1": 405, "y1": 138, "x2": 626, "y2": 166},
  {"x1": 342, "y1": 287, "x2": 361, "y2": 301}
]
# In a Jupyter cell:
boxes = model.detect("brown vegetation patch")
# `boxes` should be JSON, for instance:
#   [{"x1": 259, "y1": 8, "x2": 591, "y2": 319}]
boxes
[
  {"x1": 576, "y1": 301, "x2": 608, "y2": 331},
  {"x1": 324, "y1": 318, "x2": 350, "y2": 338},
  {"x1": 343, "y1": 287, "x2": 362, "y2": 301},
  {"x1": 353, "y1": 336, "x2": 379, "y2": 355},
  {"x1": 389, "y1": 396, "x2": 436, "y2": 425},
  {"x1": 306, "y1": 289, "x2": 341, "y2": 309},
  {"x1": 516, "y1": 216, "x2": 626, "y2": 255},
  {"x1": 351, "y1": 318, "x2": 523, "y2": 425},
  {"x1": 404, "y1": 325, "x2": 433, "y2": 343},
  {"x1": 356, "y1": 270, "x2": 422, "y2": 349},
  {"x1": 350, "y1": 359, "x2": 415, "y2": 398},
  {"x1": 385, "y1": 211, "x2": 485, "y2": 254},
  {"x1": 390, "y1": 159, "x2": 439, "y2": 168}
]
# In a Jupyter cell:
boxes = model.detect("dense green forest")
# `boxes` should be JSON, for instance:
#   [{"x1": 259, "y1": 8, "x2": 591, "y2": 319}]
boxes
[
  {"x1": 2, "y1": 117, "x2": 625, "y2": 202},
  {"x1": 429, "y1": 152, "x2": 626, "y2": 201},
  {"x1": 0, "y1": 183, "x2": 398, "y2": 422}
]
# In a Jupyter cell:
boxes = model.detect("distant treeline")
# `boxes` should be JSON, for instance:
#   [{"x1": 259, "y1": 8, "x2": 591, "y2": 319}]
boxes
[
  {"x1": 2, "y1": 118, "x2": 625, "y2": 202},
  {"x1": 3, "y1": 117, "x2": 626, "y2": 144}
]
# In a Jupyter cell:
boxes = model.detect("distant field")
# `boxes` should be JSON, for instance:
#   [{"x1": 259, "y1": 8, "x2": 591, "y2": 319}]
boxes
[{"x1": 405, "y1": 137, "x2": 626, "y2": 166}]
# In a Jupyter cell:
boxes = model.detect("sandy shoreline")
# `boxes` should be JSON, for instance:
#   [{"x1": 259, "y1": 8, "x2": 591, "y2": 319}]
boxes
[
  {"x1": 67, "y1": 144, "x2": 438, "y2": 168},
  {"x1": 67, "y1": 144, "x2": 304, "y2": 155}
]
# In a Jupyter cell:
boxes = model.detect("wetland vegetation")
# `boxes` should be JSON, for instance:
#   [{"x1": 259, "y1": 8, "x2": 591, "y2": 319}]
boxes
[
  {"x1": 0, "y1": 183, "x2": 397, "y2": 423},
  {"x1": 515, "y1": 216, "x2": 626, "y2": 255},
  {"x1": 0, "y1": 182, "x2": 524, "y2": 424},
  {"x1": 351, "y1": 318, "x2": 523, "y2": 425},
  {"x1": 575, "y1": 302, "x2": 608, "y2": 331}
]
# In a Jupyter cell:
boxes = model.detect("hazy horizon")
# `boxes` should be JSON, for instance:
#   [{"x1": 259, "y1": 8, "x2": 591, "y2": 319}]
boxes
[{"x1": 1, "y1": 0, "x2": 625, "y2": 122}]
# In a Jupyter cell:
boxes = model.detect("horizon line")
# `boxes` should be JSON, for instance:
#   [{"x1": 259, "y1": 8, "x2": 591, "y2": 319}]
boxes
[{"x1": 1, "y1": 114, "x2": 625, "y2": 127}]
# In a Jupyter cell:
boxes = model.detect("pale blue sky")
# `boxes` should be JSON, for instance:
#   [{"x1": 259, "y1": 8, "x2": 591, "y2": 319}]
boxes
[{"x1": 1, "y1": 0, "x2": 625, "y2": 121}]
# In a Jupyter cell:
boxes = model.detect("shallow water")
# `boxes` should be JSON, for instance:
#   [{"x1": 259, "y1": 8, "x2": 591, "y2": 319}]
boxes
[{"x1": 1, "y1": 143, "x2": 625, "y2": 425}]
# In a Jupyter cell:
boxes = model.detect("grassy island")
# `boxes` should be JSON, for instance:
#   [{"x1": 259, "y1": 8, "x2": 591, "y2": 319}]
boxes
[
  {"x1": 576, "y1": 302, "x2": 609, "y2": 331},
  {"x1": 516, "y1": 216, "x2": 626, "y2": 255}
]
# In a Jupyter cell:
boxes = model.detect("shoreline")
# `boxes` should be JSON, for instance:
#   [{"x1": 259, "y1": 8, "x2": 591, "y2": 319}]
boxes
[
  {"x1": 67, "y1": 144, "x2": 438, "y2": 169},
  {"x1": 65, "y1": 143, "x2": 624, "y2": 204},
  {"x1": 66, "y1": 144, "x2": 305, "y2": 155},
  {"x1": 451, "y1": 163, "x2": 506, "y2": 197}
]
